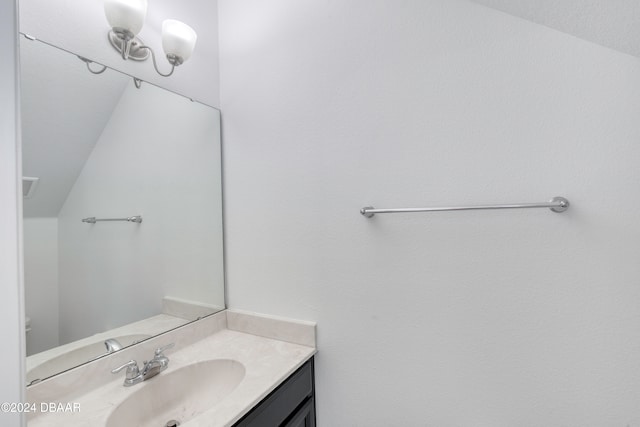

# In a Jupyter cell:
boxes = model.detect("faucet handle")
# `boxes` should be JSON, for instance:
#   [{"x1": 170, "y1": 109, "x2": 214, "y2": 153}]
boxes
[
  {"x1": 111, "y1": 360, "x2": 140, "y2": 378},
  {"x1": 154, "y1": 343, "x2": 175, "y2": 357}
]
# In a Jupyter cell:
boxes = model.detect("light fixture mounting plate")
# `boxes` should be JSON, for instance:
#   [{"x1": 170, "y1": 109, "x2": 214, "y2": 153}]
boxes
[{"x1": 108, "y1": 30, "x2": 150, "y2": 61}]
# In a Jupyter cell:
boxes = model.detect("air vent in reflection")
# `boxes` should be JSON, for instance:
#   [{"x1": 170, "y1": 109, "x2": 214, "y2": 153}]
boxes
[{"x1": 23, "y1": 177, "x2": 40, "y2": 199}]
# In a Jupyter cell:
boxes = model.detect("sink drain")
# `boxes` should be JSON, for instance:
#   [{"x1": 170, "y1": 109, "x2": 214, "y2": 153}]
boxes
[{"x1": 165, "y1": 421, "x2": 180, "y2": 427}]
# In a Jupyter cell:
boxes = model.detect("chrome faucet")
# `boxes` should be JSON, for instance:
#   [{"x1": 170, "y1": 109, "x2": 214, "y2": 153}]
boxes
[
  {"x1": 104, "y1": 338, "x2": 123, "y2": 353},
  {"x1": 111, "y1": 343, "x2": 175, "y2": 387}
]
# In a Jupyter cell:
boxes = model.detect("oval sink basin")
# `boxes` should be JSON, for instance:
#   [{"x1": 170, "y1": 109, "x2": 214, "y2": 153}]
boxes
[
  {"x1": 106, "y1": 359, "x2": 246, "y2": 427},
  {"x1": 27, "y1": 334, "x2": 150, "y2": 383}
]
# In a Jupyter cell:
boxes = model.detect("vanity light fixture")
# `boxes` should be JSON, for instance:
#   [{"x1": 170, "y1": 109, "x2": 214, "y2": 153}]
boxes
[{"x1": 104, "y1": 0, "x2": 197, "y2": 77}]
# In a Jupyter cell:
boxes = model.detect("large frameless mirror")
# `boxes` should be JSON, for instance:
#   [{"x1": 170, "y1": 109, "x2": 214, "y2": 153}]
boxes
[{"x1": 21, "y1": 36, "x2": 225, "y2": 385}]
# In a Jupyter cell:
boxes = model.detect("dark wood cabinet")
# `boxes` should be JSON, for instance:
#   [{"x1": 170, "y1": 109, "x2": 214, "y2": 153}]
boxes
[
  {"x1": 233, "y1": 357, "x2": 316, "y2": 427},
  {"x1": 283, "y1": 397, "x2": 315, "y2": 427}
]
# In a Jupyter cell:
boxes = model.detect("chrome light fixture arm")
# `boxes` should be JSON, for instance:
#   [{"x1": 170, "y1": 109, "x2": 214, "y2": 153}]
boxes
[
  {"x1": 77, "y1": 56, "x2": 107, "y2": 75},
  {"x1": 137, "y1": 45, "x2": 177, "y2": 77}
]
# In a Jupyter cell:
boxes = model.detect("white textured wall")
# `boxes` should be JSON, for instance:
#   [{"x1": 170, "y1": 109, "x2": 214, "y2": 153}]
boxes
[
  {"x1": 57, "y1": 82, "x2": 224, "y2": 345},
  {"x1": 19, "y1": 0, "x2": 220, "y2": 106},
  {"x1": 0, "y1": 0, "x2": 25, "y2": 424},
  {"x1": 219, "y1": 0, "x2": 640, "y2": 425},
  {"x1": 23, "y1": 218, "x2": 59, "y2": 355}
]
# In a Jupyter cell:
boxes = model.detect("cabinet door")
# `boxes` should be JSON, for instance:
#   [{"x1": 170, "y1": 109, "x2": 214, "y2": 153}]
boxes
[
  {"x1": 234, "y1": 358, "x2": 315, "y2": 427},
  {"x1": 284, "y1": 398, "x2": 315, "y2": 427}
]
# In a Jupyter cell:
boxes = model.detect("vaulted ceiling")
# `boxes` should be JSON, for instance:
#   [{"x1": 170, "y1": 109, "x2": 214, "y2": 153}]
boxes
[
  {"x1": 21, "y1": 39, "x2": 128, "y2": 218},
  {"x1": 469, "y1": 0, "x2": 640, "y2": 59}
]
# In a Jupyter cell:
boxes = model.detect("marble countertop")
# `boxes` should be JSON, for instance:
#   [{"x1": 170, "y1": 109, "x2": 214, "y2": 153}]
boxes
[{"x1": 27, "y1": 310, "x2": 316, "y2": 427}]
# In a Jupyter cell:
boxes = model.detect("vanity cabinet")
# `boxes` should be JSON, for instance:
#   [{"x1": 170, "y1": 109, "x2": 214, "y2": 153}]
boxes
[{"x1": 234, "y1": 357, "x2": 316, "y2": 427}]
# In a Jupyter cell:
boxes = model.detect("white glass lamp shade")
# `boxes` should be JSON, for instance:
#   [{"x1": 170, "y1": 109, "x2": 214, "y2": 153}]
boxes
[
  {"x1": 162, "y1": 20, "x2": 197, "y2": 62},
  {"x1": 104, "y1": 0, "x2": 148, "y2": 35}
]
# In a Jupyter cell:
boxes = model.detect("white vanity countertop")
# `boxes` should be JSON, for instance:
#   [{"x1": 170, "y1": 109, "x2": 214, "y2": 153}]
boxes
[{"x1": 27, "y1": 310, "x2": 316, "y2": 427}]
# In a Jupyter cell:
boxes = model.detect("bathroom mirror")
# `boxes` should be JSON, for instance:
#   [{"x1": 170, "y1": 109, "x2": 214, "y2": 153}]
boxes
[{"x1": 21, "y1": 37, "x2": 225, "y2": 385}]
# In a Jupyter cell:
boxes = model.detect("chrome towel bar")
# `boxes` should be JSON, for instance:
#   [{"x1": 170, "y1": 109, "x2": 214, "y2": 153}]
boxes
[
  {"x1": 82, "y1": 216, "x2": 143, "y2": 223},
  {"x1": 360, "y1": 197, "x2": 569, "y2": 218}
]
